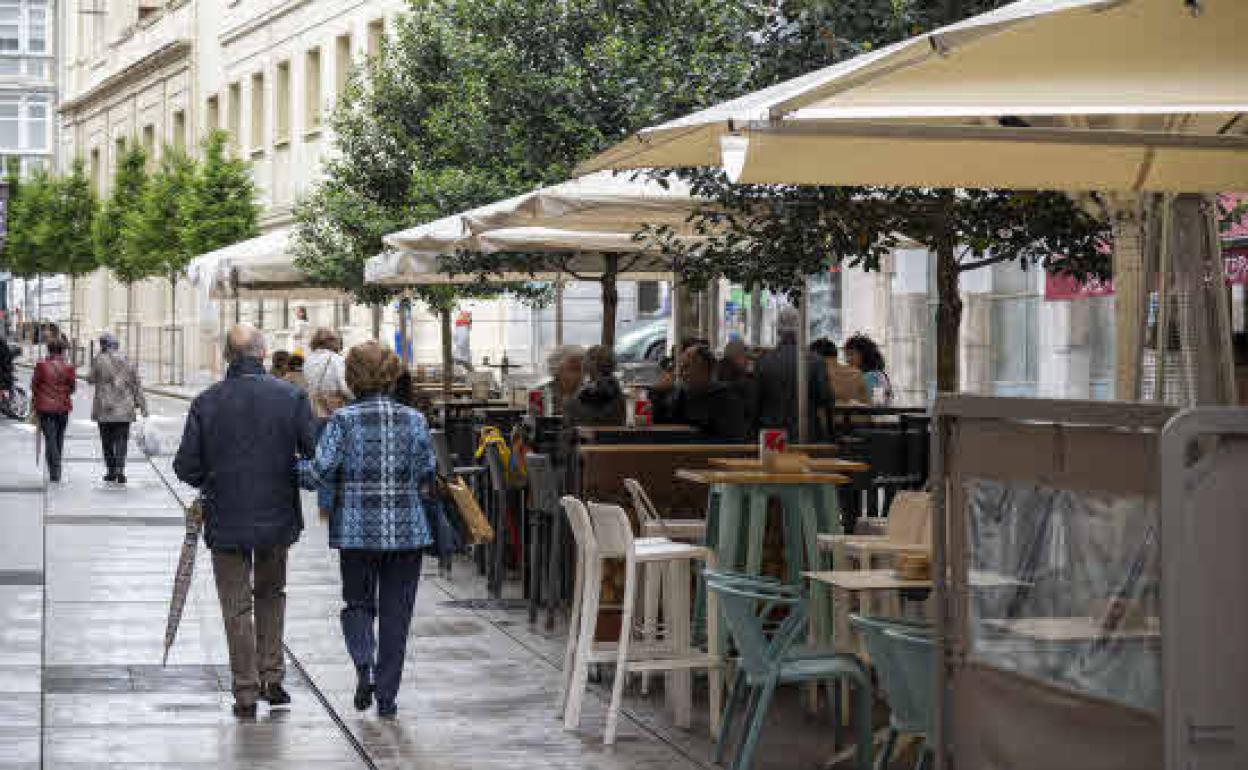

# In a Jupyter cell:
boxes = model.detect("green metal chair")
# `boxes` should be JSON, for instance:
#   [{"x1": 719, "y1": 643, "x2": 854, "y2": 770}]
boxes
[
  {"x1": 707, "y1": 571, "x2": 873, "y2": 770},
  {"x1": 849, "y1": 615, "x2": 934, "y2": 770}
]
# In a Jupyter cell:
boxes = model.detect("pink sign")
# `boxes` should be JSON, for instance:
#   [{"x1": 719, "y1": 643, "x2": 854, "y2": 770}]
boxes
[
  {"x1": 1044, "y1": 273, "x2": 1114, "y2": 301},
  {"x1": 1225, "y1": 250, "x2": 1248, "y2": 286}
]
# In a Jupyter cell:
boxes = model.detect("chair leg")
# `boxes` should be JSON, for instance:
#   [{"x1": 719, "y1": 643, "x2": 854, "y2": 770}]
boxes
[
  {"x1": 876, "y1": 728, "x2": 898, "y2": 770},
  {"x1": 604, "y1": 557, "x2": 638, "y2": 745},
  {"x1": 563, "y1": 558, "x2": 601, "y2": 731},
  {"x1": 667, "y1": 559, "x2": 693, "y2": 729},
  {"x1": 556, "y1": 549, "x2": 586, "y2": 719},
  {"x1": 735, "y1": 678, "x2": 777, "y2": 770},
  {"x1": 640, "y1": 561, "x2": 661, "y2": 695},
  {"x1": 913, "y1": 742, "x2": 933, "y2": 770},
  {"x1": 714, "y1": 671, "x2": 747, "y2": 765},
  {"x1": 545, "y1": 514, "x2": 564, "y2": 631}
]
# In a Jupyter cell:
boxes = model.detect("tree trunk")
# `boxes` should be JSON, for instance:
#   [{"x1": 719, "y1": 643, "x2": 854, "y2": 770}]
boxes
[
  {"x1": 599, "y1": 254, "x2": 619, "y2": 347},
  {"x1": 439, "y1": 306, "x2": 453, "y2": 399},
  {"x1": 554, "y1": 279, "x2": 565, "y2": 347},
  {"x1": 934, "y1": 226, "x2": 962, "y2": 394},
  {"x1": 371, "y1": 303, "x2": 382, "y2": 339},
  {"x1": 125, "y1": 282, "x2": 134, "y2": 358}
]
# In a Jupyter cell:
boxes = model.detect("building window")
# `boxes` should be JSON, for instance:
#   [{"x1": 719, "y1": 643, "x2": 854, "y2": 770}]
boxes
[
  {"x1": 0, "y1": 2, "x2": 19, "y2": 53},
  {"x1": 227, "y1": 82, "x2": 242, "y2": 148},
  {"x1": 304, "y1": 47, "x2": 321, "y2": 130},
  {"x1": 172, "y1": 110, "x2": 186, "y2": 152},
  {"x1": 89, "y1": 147, "x2": 101, "y2": 192},
  {"x1": 334, "y1": 33, "x2": 351, "y2": 100},
  {"x1": 249, "y1": 71, "x2": 265, "y2": 152},
  {"x1": 205, "y1": 94, "x2": 219, "y2": 133},
  {"x1": 366, "y1": 18, "x2": 384, "y2": 59},
  {"x1": 274, "y1": 60, "x2": 290, "y2": 143},
  {"x1": 25, "y1": 0, "x2": 42, "y2": 53},
  {"x1": 24, "y1": 94, "x2": 43, "y2": 150},
  {"x1": 0, "y1": 94, "x2": 46, "y2": 153},
  {"x1": 114, "y1": 136, "x2": 126, "y2": 169},
  {"x1": 141, "y1": 124, "x2": 155, "y2": 168}
]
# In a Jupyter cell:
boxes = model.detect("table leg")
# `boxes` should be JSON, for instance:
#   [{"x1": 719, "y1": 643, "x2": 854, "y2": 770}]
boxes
[
  {"x1": 743, "y1": 487, "x2": 768, "y2": 577},
  {"x1": 704, "y1": 550, "x2": 722, "y2": 740}
]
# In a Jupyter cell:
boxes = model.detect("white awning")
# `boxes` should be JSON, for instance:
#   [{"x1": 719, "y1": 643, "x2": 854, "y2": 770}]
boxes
[{"x1": 185, "y1": 227, "x2": 341, "y2": 299}]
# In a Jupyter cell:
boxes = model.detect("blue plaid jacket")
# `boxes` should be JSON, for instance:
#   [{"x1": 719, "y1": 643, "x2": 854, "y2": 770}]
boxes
[{"x1": 298, "y1": 394, "x2": 435, "y2": 550}]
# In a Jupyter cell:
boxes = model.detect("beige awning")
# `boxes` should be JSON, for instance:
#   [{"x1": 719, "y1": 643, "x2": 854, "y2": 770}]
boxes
[
  {"x1": 186, "y1": 227, "x2": 341, "y2": 299},
  {"x1": 578, "y1": 0, "x2": 1248, "y2": 193},
  {"x1": 382, "y1": 171, "x2": 706, "y2": 255}
]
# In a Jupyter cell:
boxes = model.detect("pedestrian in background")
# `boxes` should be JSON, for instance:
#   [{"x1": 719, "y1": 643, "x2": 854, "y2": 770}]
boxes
[
  {"x1": 716, "y1": 338, "x2": 757, "y2": 435},
  {"x1": 283, "y1": 353, "x2": 309, "y2": 391},
  {"x1": 87, "y1": 331, "x2": 148, "y2": 485},
  {"x1": 306, "y1": 328, "x2": 352, "y2": 418},
  {"x1": 31, "y1": 334, "x2": 75, "y2": 482},
  {"x1": 844, "y1": 334, "x2": 893, "y2": 405},
  {"x1": 540, "y1": 344, "x2": 585, "y2": 416},
  {"x1": 754, "y1": 308, "x2": 833, "y2": 441},
  {"x1": 269, "y1": 350, "x2": 291, "y2": 379},
  {"x1": 562, "y1": 344, "x2": 626, "y2": 427},
  {"x1": 173, "y1": 324, "x2": 314, "y2": 718},
  {"x1": 298, "y1": 341, "x2": 435, "y2": 720},
  {"x1": 650, "y1": 344, "x2": 747, "y2": 441}
]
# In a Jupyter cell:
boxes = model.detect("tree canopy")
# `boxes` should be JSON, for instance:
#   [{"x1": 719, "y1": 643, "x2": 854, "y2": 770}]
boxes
[
  {"x1": 122, "y1": 148, "x2": 197, "y2": 290},
  {"x1": 183, "y1": 130, "x2": 260, "y2": 257},
  {"x1": 95, "y1": 141, "x2": 152, "y2": 286},
  {"x1": 49, "y1": 159, "x2": 99, "y2": 279}
]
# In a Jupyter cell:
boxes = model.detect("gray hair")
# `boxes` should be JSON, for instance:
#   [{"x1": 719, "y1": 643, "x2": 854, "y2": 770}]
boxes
[
  {"x1": 224, "y1": 324, "x2": 267, "y2": 363},
  {"x1": 546, "y1": 344, "x2": 585, "y2": 378},
  {"x1": 98, "y1": 331, "x2": 119, "y2": 352}
]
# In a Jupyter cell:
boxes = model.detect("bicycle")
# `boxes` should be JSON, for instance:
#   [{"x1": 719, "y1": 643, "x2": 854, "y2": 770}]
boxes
[{"x1": 0, "y1": 384, "x2": 31, "y2": 420}]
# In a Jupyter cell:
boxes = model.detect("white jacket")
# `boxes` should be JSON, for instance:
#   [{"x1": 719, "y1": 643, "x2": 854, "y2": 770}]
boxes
[{"x1": 304, "y1": 349, "x2": 353, "y2": 399}]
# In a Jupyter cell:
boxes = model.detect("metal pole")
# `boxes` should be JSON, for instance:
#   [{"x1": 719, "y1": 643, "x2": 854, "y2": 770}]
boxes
[
  {"x1": 796, "y1": 277, "x2": 809, "y2": 444},
  {"x1": 1154, "y1": 193, "x2": 1174, "y2": 402},
  {"x1": 669, "y1": 275, "x2": 683, "y2": 356},
  {"x1": 554, "y1": 278, "x2": 565, "y2": 347}
]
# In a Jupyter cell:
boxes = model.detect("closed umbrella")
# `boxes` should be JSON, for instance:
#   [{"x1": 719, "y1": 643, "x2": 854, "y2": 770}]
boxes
[{"x1": 162, "y1": 498, "x2": 203, "y2": 666}]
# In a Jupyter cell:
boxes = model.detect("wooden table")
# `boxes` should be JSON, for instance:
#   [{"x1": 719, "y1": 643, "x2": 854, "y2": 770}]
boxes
[
  {"x1": 982, "y1": 616, "x2": 1161, "y2": 643},
  {"x1": 708, "y1": 457, "x2": 871, "y2": 474},
  {"x1": 680, "y1": 469, "x2": 851, "y2": 650}
]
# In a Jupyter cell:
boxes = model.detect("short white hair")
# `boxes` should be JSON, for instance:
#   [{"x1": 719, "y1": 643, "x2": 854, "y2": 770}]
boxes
[
  {"x1": 546, "y1": 344, "x2": 585, "y2": 378},
  {"x1": 777, "y1": 307, "x2": 800, "y2": 334},
  {"x1": 224, "y1": 324, "x2": 267, "y2": 363}
]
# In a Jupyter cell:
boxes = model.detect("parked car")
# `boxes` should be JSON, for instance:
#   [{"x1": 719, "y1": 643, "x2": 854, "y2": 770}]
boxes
[{"x1": 614, "y1": 318, "x2": 668, "y2": 363}]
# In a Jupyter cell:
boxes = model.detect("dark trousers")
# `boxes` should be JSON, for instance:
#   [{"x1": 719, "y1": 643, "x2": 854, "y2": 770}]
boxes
[
  {"x1": 211, "y1": 546, "x2": 289, "y2": 705},
  {"x1": 38, "y1": 412, "x2": 68, "y2": 481},
  {"x1": 339, "y1": 550, "x2": 423, "y2": 708},
  {"x1": 98, "y1": 421, "x2": 131, "y2": 475}
]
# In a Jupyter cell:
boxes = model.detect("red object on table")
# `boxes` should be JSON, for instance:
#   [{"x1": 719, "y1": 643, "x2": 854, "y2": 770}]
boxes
[
  {"x1": 528, "y1": 388, "x2": 545, "y2": 416},
  {"x1": 759, "y1": 429, "x2": 787, "y2": 458},
  {"x1": 633, "y1": 398, "x2": 652, "y2": 427}
]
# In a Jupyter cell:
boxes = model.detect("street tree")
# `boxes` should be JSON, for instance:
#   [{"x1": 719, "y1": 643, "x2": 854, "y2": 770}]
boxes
[
  {"x1": 123, "y1": 149, "x2": 197, "y2": 330},
  {"x1": 183, "y1": 130, "x2": 260, "y2": 258},
  {"x1": 94, "y1": 141, "x2": 151, "y2": 331},
  {"x1": 44, "y1": 159, "x2": 99, "y2": 333}
]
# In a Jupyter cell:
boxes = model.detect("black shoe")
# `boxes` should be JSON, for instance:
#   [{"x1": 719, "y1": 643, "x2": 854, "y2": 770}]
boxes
[
  {"x1": 260, "y1": 683, "x2": 291, "y2": 706},
  {"x1": 232, "y1": 702, "x2": 257, "y2": 718},
  {"x1": 377, "y1": 702, "x2": 397, "y2": 719},
  {"x1": 115, "y1": 473, "x2": 127, "y2": 485},
  {"x1": 354, "y1": 666, "x2": 374, "y2": 711},
  {"x1": 103, "y1": 471, "x2": 117, "y2": 483}
]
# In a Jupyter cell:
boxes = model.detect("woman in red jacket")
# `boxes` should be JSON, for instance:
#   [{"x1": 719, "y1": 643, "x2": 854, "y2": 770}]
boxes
[{"x1": 31, "y1": 335, "x2": 76, "y2": 482}]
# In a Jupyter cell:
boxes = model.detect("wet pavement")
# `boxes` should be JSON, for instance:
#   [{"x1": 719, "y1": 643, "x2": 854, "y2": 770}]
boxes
[{"x1": 1, "y1": 372, "x2": 848, "y2": 769}]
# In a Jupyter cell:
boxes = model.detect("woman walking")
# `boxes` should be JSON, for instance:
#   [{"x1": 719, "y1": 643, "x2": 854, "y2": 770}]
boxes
[
  {"x1": 31, "y1": 335, "x2": 76, "y2": 482},
  {"x1": 87, "y1": 332, "x2": 148, "y2": 484},
  {"x1": 298, "y1": 341, "x2": 435, "y2": 719}
]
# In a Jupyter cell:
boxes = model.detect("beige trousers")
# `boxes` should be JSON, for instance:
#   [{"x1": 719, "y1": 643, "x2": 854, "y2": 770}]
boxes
[{"x1": 211, "y1": 546, "x2": 288, "y2": 704}]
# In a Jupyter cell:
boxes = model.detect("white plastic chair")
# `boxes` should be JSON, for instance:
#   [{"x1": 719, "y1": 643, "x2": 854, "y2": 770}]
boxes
[
  {"x1": 623, "y1": 477, "x2": 708, "y2": 542},
  {"x1": 558, "y1": 496, "x2": 722, "y2": 745}
]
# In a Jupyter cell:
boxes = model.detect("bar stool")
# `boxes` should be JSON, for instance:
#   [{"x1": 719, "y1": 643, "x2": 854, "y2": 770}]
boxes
[{"x1": 558, "y1": 497, "x2": 722, "y2": 745}]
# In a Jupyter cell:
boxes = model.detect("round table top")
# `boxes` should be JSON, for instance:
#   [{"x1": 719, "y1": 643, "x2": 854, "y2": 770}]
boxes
[{"x1": 675, "y1": 468, "x2": 851, "y2": 486}]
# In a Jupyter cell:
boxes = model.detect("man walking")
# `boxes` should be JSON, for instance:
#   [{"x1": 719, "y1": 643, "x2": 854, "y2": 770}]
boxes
[{"x1": 174, "y1": 324, "x2": 314, "y2": 717}]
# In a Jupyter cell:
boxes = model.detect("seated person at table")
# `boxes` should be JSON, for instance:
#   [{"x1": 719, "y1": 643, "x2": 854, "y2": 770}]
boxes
[
  {"x1": 540, "y1": 344, "x2": 585, "y2": 416},
  {"x1": 563, "y1": 344, "x2": 626, "y2": 427},
  {"x1": 716, "y1": 338, "x2": 757, "y2": 435},
  {"x1": 649, "y1": 345, "x2": 746, "y2": 441}
]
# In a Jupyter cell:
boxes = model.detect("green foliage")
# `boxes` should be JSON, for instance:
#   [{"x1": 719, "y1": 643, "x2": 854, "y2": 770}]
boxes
[
  {"x1": 48, "y1": 159, "x2": 99, "y2": 278},
  {"x1": 3, "y1": 165, "x2": 53, "y2": 278},
  {"x1": 95, "y1": 141, "x2": 150, "y2": 285},
  {"x1": 183, "y1": 130, "x2": 260, "y2": 256},
  {"x1": 121, "y1": 148, "x2": 196, "y2": 286}
]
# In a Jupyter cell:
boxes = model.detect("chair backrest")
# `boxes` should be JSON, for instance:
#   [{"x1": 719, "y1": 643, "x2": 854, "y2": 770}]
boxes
[
  {"x1": 850, "y1": 614, "x2": 932, "y2": 735},
  {"x1": 483, "y1": 442, "x2": 508, "y2": 493},
  {"x1": 586, "y1": 502, "x2": 634, "y2": 558},
  {"x1": 885, "y1": 627, "x2": 935, "y2": 737},
  {"x1": 623, "y1": 477, "x2": 661, "y2": 527},
  {"x1": 560, "y1": 495, "x2": 597, "y2": 560},
  {"x1": 430, "y1": 429, "x2": 454, "y2": 478},
  {"x1": 527, "y1": 453, "x2": 560, "y2": 514},
  {"x1": 885, "y1": 490, "x2": 931, "y2": 546},
  {"x1": 706, "y1": 571, "x2": 807, "y2": 679}
]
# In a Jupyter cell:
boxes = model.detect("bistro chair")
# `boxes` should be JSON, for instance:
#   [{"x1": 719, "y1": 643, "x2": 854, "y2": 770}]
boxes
[
  {"x1": 849, "y1": 614, "x2": 934, "y2": 770},
  {"x1": 708, "y1": 571, "x2": 873, "y2": 770},
  {"x1": 624, "y1": 477, "x2": 708, "y2": 542},
  {"x1": 525, "y1": 453, "x2": 561, "y2": 625},
  {"x1": 558, "y1": 497, "x2": 722, "y2": 745}
]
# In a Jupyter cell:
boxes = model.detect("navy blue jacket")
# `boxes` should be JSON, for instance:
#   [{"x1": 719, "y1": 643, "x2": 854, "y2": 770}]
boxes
[{"x1": 174, "y1": 358, "x2": 314, "y2": 550}]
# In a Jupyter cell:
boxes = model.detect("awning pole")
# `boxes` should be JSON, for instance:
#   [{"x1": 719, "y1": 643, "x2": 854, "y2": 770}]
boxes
[{"x1": 797, "y1": 277, "x2": 809, "y2": 444}]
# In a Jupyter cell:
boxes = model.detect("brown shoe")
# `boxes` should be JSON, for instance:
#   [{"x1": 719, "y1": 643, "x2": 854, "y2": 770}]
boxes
[
  {"x1": 232, "y1": 701, "x2": 257, "y2": 718},
  {"x1": 261, "y1": 683, "x2": 291, "y2": 706}
]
